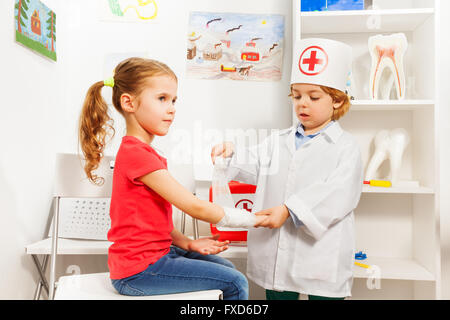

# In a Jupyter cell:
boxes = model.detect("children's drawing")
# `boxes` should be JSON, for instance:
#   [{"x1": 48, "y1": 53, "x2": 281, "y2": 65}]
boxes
[
  {"x1": 15, "y1": 0, "x2": 56, "y2": 61},
  {"x1": 187, "y1": 12, "x2": 285, "y2": 82},
  {"x1": 100, "y1": 0, "x2": 158, "y2": 22}
]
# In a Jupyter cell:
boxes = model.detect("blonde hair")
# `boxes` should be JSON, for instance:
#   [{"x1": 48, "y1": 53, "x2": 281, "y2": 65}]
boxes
[
  {"x1": 78, "y1": 57, "x2": 177, "y2": 185},
  {"x1": 289, "y1": 84, "x2": 351, "y2": 121}
]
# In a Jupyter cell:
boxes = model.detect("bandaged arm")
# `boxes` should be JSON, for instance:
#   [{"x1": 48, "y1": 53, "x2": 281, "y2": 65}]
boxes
[
  {"x1": 216, "y1": 207, "x2": 257, "y2": 228},
  {"x1": 285, "y1": 142, "x2": 363, "y2": 241},
  {"x1": 213, "y1": 159, "x2": 258, "y2": 228}
]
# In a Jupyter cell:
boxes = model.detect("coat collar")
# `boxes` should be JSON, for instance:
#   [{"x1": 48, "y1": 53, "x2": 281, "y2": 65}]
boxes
[
  {"x1": 322, "y1": 121, "x2": 344, "y2": 143},
  {"x1": 285, "y1": 121, "x2": 344, "y2": 155},
  {"x1": 321, "y1": 121, "x2": 343, "y2": 144}
]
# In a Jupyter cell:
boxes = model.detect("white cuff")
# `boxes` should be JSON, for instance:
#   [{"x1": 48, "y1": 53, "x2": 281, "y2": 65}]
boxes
[{"x1": 285, "y1": 194, "x2": 327, "y2": 240}]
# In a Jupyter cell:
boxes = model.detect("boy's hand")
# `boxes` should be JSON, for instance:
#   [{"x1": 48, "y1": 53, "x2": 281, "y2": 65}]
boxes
[
  {"x1": 254, "y1": 205, "x2": 290, "y2": 229},
  {"x1": 187, "y1": 234, "x2": 230, "y2": 255},
  {"x1": 211, "y1": 142, "x2": 234, "y2": 164}
]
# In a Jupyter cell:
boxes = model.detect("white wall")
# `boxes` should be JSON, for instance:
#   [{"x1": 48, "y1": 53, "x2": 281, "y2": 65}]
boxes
[
  {"x1": 0, "y1": 0, "x2": 65, "y2": 299},
  {"x1": 0, "y1": 0, "x2": 292, "y2": 299}
]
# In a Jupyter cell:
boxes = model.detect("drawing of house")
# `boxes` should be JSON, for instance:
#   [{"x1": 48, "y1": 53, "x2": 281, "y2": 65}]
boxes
[
  {"x1": 31, "y1": 10, "x2": 41, "y2": 36},
  {"x1": 187, "y1": 34, "x2": 201, "y2": 60},
  {"x1": 203, "y1": 43, "x2": 223, "y2": 61},
  {"x1": 241, "y1": 40, "x2": 261, "y2": 62},
  {"x1": 187, "y1": 41, "x2": 196, "y2": 60}
]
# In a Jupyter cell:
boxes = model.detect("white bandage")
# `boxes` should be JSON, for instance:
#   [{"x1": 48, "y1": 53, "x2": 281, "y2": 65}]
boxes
[{"x1": 217, "y1": 207, "x2": 256, "y2": 228}]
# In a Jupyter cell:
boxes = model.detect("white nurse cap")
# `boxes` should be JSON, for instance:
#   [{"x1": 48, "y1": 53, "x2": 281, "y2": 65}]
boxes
[{"x1": 290, "y1": 38, "x2": 352, "y2": 93}]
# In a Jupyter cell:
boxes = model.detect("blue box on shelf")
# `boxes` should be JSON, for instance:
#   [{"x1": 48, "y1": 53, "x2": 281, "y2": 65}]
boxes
[
  {"x1": 301, "y1": 0, "x2": 366, "y2": 12},
  {"x1": 327, "y1": 0, "x2": 365, "y2": 11},
  {"x1": 301, "y1": 0, "x2": 327, "y2": 12}
]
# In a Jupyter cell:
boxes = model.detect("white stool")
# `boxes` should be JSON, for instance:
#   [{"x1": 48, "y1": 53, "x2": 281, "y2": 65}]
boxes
[{"x1": 54, "y1": 272, "x2": 223, "y2": 300}]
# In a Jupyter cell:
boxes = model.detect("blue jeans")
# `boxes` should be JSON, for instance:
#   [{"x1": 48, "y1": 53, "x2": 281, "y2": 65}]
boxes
[{"x1": 111, "y1": 246, "x2": 248, "y2": 300}]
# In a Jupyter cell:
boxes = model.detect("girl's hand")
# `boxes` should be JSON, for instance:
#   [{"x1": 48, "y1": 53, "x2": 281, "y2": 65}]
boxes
[
  {"x1": 254, "y1": 205, "x2": 290, "y2": 229},
  {"x1": 187, "y1": 234, "x2": 230, "y2": 255},
  {"x1": 211, "y1": 142, "x2": 235, "y2": 164}
]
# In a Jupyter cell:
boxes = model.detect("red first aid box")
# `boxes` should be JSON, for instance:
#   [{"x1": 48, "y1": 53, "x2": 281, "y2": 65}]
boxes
[{"x1": 209, "y1": 181, "x2": 257, "y2": 242}]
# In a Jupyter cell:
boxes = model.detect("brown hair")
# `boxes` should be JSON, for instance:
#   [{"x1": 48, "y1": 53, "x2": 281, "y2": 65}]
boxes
[
  {"x1": 319, "y1": 85, "x2": 351, "y2": 120},
  {"x1": 78, "y1": 57, "x2": 177, "y2": 185},
  {"x1": 289, "y1": 84, "x2": 351, "y2": 121}
]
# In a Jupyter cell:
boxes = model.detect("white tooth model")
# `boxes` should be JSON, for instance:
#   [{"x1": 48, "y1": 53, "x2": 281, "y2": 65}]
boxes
[
  {"x1": 365, "y1": 128, "x2": 410, "y2": 185},
  {"x1": 369, "y1": 33, "x2": 407, "y2": 100}
]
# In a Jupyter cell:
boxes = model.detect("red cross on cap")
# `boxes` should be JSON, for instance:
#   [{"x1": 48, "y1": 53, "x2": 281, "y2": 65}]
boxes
[{"x1": 299, "y1": 46, "x2": 329, "y2": 76}]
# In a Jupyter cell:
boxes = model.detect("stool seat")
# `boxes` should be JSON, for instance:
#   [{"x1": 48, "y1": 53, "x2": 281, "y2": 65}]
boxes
[{"x1": 54, "y1": 272, "x2": 223, "y2": 300}]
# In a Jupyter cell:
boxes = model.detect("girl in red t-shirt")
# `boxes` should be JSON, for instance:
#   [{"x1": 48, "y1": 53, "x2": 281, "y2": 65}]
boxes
[{"x1": 78, "y1": 57, "x2": 263, "y2": 300}]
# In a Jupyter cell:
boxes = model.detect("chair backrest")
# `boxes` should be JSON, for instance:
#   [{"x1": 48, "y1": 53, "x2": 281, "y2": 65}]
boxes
[
  {"x1": 50, "y1": 153, "x2": 115, "y2": 240},
  {"x1": 53, "y1": 153, "x2": 114, "y2": 198}
]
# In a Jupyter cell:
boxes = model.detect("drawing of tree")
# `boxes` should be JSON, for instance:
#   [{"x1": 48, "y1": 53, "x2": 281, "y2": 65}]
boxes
[
  {"x1": 15, "y1": 0, "x2": 31, "y2": 34},
  {"x1": 46, "y1": 10, "x2": 56, "y2": 52},
  {"x1": 108, "y1": 0, "x2": 124, "y2": 16}
]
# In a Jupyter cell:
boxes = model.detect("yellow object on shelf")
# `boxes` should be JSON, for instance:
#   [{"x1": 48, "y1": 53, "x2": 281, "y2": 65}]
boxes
[
  {"x1": 364, "y1": 180, "x2": 392, "y2": 188},
  {"x1": 354, "y1": 261, "x2": 370, "y2": 269}
]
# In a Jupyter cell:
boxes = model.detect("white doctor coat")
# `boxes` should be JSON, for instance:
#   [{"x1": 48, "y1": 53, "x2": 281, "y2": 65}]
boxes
[{"x1": 226, "y1": 121, "x2": 363, "y2": 298}]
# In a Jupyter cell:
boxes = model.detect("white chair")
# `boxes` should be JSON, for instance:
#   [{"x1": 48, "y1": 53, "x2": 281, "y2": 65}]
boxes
[
  {"x1": 55, "y1": 273, "x2": 222, "y2": 300},
  {"x1": 43, "y1": 153, "x2": 222, "y2": 300}
]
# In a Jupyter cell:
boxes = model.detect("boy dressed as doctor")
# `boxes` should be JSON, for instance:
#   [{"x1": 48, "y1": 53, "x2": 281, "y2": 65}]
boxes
[{"x1": 211, "y1": 38, "x2": 363, "y2": 300}]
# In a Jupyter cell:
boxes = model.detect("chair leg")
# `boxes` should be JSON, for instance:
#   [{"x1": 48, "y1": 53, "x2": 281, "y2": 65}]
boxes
[
  {"x1": 181, "y1": 211, "x2": 186, "y2": 234},
  {"x1": 191, "y1": 192, "x2": 199, "y2": 240},
  {"x1": 31, "y1": 254, "x2": 49, "y2": 300},
  {"x1": 192, "y1": 218, "x2": 199, "y2": 240},
  {"x1": 49, "y1": 197, "x2": 60, "y2": 300}
]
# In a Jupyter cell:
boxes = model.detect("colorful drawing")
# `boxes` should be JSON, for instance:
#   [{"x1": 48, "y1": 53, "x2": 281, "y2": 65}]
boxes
[
  {"x1": 15, "y1": 0, "x2": 56, "y2": 61},
  {"x1": 187, "y1": 12, "x2": 285, "y2": 82},
  {"x1": 100, "y1": 0, "x2": 158, "y2": 22}
]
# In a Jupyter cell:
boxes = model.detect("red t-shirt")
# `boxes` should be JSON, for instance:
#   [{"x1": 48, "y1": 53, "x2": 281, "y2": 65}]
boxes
[{"x1": 107, "y1": 136, "x2": 173, "y2": 280}]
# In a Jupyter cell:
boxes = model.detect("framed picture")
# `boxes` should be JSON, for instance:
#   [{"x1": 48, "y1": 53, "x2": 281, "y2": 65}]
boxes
[
  {"x1": 187, "y1": 12, "x2": 285, "y2": 82},
  {"x1": 15, "y1": 0, "x2": 56, "y2": 61}
]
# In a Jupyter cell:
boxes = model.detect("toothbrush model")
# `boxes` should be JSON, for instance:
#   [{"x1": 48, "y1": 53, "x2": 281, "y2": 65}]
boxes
[{"x1": 369, "y1": 33, "x2": 407, "y2": 100}]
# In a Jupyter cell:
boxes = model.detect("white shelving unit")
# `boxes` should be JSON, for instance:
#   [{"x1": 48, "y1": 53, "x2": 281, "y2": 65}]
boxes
[
  {"x1": 300, "y1": 8, "x2": 434, "y2": 34},
  {"x1": 362, "y1": 185, "x2": 434, "y2": 194},
  {"x1": 293, "y1": 0, "x2": 441, "y2": 299},
  {"x1": 351, "y1": 100, "x2": 434, "y2": 111}
]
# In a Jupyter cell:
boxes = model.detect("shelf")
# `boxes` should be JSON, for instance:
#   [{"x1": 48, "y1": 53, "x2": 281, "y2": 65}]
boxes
[
  {"x1": 25, "y1": 238, "x2": 111, "y2": 255},
  {"x1": 351, "y1": 100, "x2": 434, "y2": 111},
  {"x1": 353, "y1": 256, "x2": 435, "y2": 281},
  {"x1": 217, "y1": 244, "x2": 248, "y2": 259},
  {"x1": 362, "y1": 185, "x2": 434, "y2": 194},
  {"x1": 301, "y1": 8, "x2": 435, "y2": 34},
  {"x1": 219, "y1": 246, "x2": 435, "y2": 281}
]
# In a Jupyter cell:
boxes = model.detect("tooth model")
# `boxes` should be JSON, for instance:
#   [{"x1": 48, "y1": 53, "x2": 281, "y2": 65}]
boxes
[
  {"x1": 365, "y1": 128, "x2": 410, "y2": 184},
  {"x1": 369, "y1": 33, "x2": 407, "y2": 100}
]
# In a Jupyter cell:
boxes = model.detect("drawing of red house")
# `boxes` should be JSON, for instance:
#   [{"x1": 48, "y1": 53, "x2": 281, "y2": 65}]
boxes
[
  {"x1": 31, "y1": 10, "x2": 41, "y2": 36},
  {"x1": 241, "y1": 40, "x2": 261, "y2": 62}
]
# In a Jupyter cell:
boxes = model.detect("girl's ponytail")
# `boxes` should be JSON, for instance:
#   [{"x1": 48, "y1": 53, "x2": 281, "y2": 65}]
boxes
[{"x1": 78, "y1": 81, "x2": 115, "y2": 185}]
